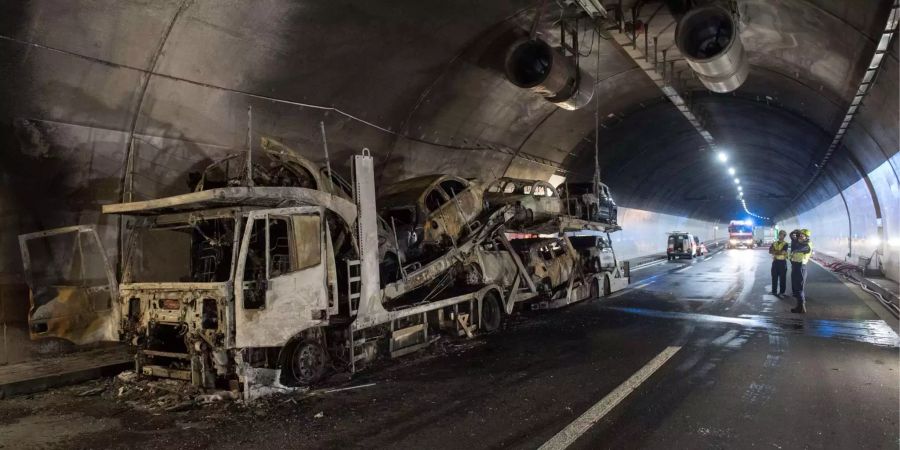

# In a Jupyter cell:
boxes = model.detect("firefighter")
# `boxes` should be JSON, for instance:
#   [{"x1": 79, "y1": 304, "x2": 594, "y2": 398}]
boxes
[
  {"x1": 789, "y1": 229, "x2": 813, "y2": 313},
  {"x1": 768, "y1": 229, "x2": 788, "y2": 296}
]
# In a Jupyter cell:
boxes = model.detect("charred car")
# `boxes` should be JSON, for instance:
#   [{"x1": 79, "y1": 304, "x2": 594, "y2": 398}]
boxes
[
  {"x1": 567, "y1": 234, "x2": 616, "y2": 273},
  {"x1": 484, "y1": 178, "x2": 563, "y2": 227},
  {"x1": 378, "y1": 175, "x2": 484, "y2": 262},
  {"x1": 559, "y1": 181, "x2": 617, "y2": 225},
  {"x1": 509, "y1": 237, "x2": 579, "y2": 294}
]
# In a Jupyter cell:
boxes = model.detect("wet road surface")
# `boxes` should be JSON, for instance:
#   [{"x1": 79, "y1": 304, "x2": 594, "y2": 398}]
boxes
[{"x1": 1, "y1": 248, "x2": 897, "y2": 449}]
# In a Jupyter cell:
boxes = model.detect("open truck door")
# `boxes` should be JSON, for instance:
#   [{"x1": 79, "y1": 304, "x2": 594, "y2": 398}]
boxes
[{"x1": 18, "y1": 225, "x2": 119, "y2": 345}]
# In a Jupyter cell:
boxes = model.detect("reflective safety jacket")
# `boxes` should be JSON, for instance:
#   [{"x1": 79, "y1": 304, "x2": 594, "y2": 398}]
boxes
[
  {"x1": 769, "y1": 240, "x2": 788, "y2": 261},
  {"x1": 790, "y1": 241, "x2": 813, "y2": 264}
]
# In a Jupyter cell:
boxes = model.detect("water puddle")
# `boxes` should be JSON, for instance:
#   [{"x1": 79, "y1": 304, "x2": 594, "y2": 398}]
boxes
[{"x1": 606, "y1": 307, "x2": 900, "y2": 348}]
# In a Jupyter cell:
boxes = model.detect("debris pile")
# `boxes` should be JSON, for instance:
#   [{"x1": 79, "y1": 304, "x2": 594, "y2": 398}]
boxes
[{"x1": 72, "y1": 371, "x2": 239, "y2": 413}]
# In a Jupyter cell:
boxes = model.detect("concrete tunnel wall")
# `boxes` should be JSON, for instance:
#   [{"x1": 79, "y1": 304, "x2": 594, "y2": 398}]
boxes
[
  {"x1": 778, "y1": 153, "x2": 900, "y2": 281},
  {"x1": 611, "y1": 207, "x2": 720, "y2": 262}
]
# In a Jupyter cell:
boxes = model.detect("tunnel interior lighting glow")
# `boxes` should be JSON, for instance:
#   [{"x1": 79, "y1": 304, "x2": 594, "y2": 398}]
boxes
[
  {"x1": 717, "y1": 152, "x2": 728, "y2": 162},
  {"x1": 734, "y1": 178, "x2": 740, "y2": 184},
  {"x1": 728, "y1": 167, "x2": 736, "y2": 175},
  {"x1": 737, "y1": 186, "x2": 742, "y2": 191}
]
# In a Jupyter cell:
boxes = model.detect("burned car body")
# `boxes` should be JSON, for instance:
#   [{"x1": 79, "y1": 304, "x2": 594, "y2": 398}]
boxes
[
  {"x1": 567, "y1": 234, "x2": 616, "y2": 273},
  {"x1": 19, "y1": 226, "x2": 120, "y2": 346},
  {"x1": 559, "y1": 181, "x2": 617, "y2": 225},
  {"x1": 192, "y1": 137, "x2": 345, "y2": 196},
  {"x1": 377, "y1": 175, "x2": 484, "y2": 262},
  {"x1": 508, "y1": 237, "x2": 578, "y2": 293},
  {"x1": 484, "y1": 178, "x2": 562, "y2": 227}
]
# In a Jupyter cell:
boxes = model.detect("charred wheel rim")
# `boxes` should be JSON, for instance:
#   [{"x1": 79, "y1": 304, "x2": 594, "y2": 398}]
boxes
[{"x1": 290, "y1": 340, "x2": 327, "y2": 384}]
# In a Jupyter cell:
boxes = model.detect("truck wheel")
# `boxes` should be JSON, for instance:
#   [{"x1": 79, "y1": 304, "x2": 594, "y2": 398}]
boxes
[
  {"x1": 287, "y1": 340, "x2": 327, "y2": 385},
  {"x1": 480, "y1": 291, "x2": 502, "y2": 333},
  {"x1": 590, "y1": 279, "x2": 599, "y2": 299},
  {"x1": 603, "y1": 276, "x2": 611, "y2": 296}
]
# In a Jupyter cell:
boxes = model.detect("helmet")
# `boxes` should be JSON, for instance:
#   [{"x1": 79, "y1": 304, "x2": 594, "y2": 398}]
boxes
[{"x1": 800, "y1": 229, "x2": 811, "y2": 237}]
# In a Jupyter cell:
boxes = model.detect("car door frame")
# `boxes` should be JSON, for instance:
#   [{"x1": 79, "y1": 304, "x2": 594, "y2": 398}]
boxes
[{"x1": 18, "y1": 225, "x2": 120, "y2": 345}]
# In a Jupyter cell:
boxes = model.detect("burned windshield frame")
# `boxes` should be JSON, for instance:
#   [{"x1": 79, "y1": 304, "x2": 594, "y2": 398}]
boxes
[{"x1": 123, "y1": 217, "x2": 240, "y2": 284}]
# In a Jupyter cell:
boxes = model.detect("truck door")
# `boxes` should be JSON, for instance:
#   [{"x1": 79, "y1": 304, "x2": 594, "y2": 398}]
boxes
[
  {"x1": 234, "y1": 208, "x2": 328, "y2": 348},
  {"x1": 18, "y1": 226, "x2": 119, "y2": 345}
]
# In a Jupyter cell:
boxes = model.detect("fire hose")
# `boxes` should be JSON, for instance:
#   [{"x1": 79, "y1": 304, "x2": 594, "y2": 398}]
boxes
[{"x1": 815, "y1": 256, "x2": 899, "y2": 319}]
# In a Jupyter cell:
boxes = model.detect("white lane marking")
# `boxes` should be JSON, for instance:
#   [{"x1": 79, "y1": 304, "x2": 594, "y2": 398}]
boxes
[
  {"x1": 631, "y1": 260, "x2": 665, "y2": 272},
  {"x1": 676, "y1": 265, "x2": 693, "y2": 272},
  {"x1": 538, "y1": 346, "x2": 682, "y2": 450},
  {"x1": 711, "y1": 329, "x2": 739, "y2": 346}
]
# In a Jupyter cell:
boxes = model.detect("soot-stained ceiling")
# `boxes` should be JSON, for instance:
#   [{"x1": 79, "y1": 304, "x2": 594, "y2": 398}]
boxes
[{"x1": 0, "y1": 0, "x2": 896, "y2": 231}]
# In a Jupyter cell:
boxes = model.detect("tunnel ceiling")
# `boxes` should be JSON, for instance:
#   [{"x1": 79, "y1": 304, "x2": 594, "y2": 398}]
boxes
[{"x1": 0, "y1": 0, "x2": 897, "y2": 226}]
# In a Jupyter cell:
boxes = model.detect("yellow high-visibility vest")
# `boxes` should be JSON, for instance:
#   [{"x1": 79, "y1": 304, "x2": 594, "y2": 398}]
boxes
[
  {"x1": 771, "y1": 241, "x2": 788, "y2": 260},
  {"x1": 790, "y1": 242, "x2": 813, "y2": 264}
]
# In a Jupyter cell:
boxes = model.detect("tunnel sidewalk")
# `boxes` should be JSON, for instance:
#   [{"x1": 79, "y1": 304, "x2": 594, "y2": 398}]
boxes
[{"x1": 0, "y1": 345, "x2": 131, "y2": 399}]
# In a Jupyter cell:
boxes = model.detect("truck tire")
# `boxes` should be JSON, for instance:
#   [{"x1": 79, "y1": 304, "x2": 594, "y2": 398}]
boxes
[
  {"x1": 603, "y1": 275, "x2": 611, "y2": 296},
  {"x1": 590, "y1": 278, "x2": 599, "y2": 299},
  {"x1": 480, "y1": 291, "x2": 502, "y2": 333},
  {"x1": 286, "y1": 339, "x2": 328, "y2": 386}
]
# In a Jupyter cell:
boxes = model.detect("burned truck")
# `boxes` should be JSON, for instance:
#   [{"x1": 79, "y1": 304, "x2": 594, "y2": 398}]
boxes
[
  {"x1": 19, "y1": 144, "x2": 629, "y2": 397},
  {"x1": 20, "y1": 150, "x2": 514, "y2": 395}
]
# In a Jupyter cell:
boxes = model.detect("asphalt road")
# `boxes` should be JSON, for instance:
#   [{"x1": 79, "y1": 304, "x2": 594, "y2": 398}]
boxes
[{"x1": 1, "y1": 248, "x2": 897, "y2": 449}]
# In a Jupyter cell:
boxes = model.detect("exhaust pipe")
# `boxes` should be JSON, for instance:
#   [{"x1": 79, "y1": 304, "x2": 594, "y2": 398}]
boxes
[
  {"x1": 675, "y1": 6, "x2": 748, "y2": 93},
  {"x1": 504, "y1": 38, "x2": 594, "y2": 110}
]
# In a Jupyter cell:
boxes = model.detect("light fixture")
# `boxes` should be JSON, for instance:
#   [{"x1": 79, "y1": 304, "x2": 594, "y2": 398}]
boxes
[
  {"x1": 738, "y1": 186, "x2": 743, "y2": 191},
  {"x1": 717, "y1": 152, "x2": 728, "y2": 163},
  {"x1": 734, "y1": 178, "x2": 740, "y2": 184},
  {"x1": 728, "y1": 167, "x2": 736, "y2": 175}
]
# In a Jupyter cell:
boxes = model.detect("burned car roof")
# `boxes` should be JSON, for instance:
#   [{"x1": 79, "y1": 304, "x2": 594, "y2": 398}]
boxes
[{"x1": 378, "y1": 174, "x2": 461, "y2": 208}]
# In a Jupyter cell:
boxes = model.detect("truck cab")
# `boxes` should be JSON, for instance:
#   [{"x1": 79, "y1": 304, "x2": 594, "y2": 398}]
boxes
[
  {"x1": 20, "y1": 187, "x2": 359, "y2": 389},
  {"x1": 727, "y1": 220, "x2": 755, "y2": 248}
]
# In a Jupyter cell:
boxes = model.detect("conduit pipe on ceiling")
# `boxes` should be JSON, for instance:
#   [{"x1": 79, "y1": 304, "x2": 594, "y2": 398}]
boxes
[
  {"x1": 675, "y1": 5, "x2": 748, "y2": 93},
  {"x1": 504, "y1": 37, "x2": 594, "y2": 110}
]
